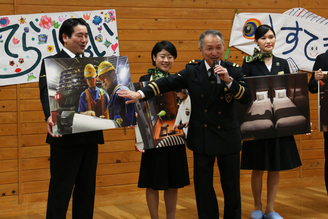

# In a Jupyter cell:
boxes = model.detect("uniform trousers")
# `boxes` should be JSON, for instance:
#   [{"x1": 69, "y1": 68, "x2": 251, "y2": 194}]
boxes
[
  {"x1": 46, "y1": 143, "x2": 98, "y2": 219},
  {"x1": 324, "y1": 132, "x2": 328, "y2": 194},
  {"x1": 193, "y1": 151, "x2": 241, "y2": 219}
]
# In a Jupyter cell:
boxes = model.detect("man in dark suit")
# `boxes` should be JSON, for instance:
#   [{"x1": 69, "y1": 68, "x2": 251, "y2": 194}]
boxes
[
  {"x1": 117, "y1": 29, "x2": 251, "y2": 219},
  {"x1": 39, "y1": 18, "x2": 104, "y2": 219},
  {"x1": 308, "y1": 51, "x2": 328, "y2": 194}
]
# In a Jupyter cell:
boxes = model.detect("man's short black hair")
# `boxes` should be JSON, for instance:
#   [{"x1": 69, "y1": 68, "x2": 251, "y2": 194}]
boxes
[
  {"x1": 59, "y1": 18, "x2": 88, "y2": 45},
  {"x1": 151, "y1": 41, "x2": 177, "y2": 66}
]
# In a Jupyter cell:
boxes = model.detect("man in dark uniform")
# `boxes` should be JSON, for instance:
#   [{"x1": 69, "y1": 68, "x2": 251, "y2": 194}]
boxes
[
  {"x1": 117, "y1": 29, "x2": 251, "y2": 219},
  {"x1": 308, "y1": 51, "x2": 328, "y2": 194},
  {"x1": 39, "y1": 18, "x2": 103, "y2": 219}
]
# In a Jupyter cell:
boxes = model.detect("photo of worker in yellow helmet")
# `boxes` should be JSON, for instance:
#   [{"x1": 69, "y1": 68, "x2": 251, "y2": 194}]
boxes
[
  {"x1": 78, "y1": 64, "x2": 110, "y2": 119},
  {"x1": 44, "y1": 55, "x2": 134, "y2": 135},
  {"x1": 98, "y1": 60, "x2": 135, "y2": 127}
]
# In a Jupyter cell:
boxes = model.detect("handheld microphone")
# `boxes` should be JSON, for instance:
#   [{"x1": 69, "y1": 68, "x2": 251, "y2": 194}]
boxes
[{"x1": 213, "y1": 60, "x2": 221, "y2": 84}]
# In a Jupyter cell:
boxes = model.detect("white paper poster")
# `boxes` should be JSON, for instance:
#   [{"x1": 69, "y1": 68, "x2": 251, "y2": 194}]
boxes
[
  {"x1": 229, "y1": 8, "x2": 328, "y2": 73},
  {"x1": 0, "y1": 9, "x2": 119, "y2": 86}
]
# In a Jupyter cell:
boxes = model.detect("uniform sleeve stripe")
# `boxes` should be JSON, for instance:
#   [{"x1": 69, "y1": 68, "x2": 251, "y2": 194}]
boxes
[
  {"x1": 235, "y1": 86, "x2": 245, "y2": 99},
  {"x1": 151, "y1": 81, "x2": 160, "y2": 95},
  {"x1": 149, "y1": 84, "x2": 157, "y2": 96},
  {"x1": 234, "y1": 85, "x2": 243, "y2": 98}
]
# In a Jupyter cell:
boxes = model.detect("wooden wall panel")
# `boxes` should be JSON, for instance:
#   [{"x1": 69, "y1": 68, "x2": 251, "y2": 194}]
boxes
[
  {"x1": 0, "y1": 160, "x2": 18, "y2": 172},
  {"x1": 0, "y1": 3, "x2": 14, "y2": 16},
  {"x1": 0, "y1": 148, "x2": 17, "y2": 160},
  {"x1": 0, "y1": 87, "x2": 17, "y2": 99},
  {"x1": 0, "y1": 0, "x2": 327, "y2": 217},
  {"x1": 0, "y1": 172, "x2": 18, "y2": 184},
  {"x1": 0, "y1": 100, "x2": 17, "y2": 112},
  {"x1": 21, "y1": 180, "x2": 48, "y2": 194},
  {"x1": 21, "y1": 157, "x2": 49, "y2": 170},
  {"x1": 0, "y1": 183, "x2": 18, "y2": 197},
  {"x1": 0, "y1": 136, "x2": 17, "y2": 148}
]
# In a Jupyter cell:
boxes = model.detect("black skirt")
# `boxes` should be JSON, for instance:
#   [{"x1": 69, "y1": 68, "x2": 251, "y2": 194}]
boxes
[
  {"x1": 138, "y1": 144, "x2": 190, "y2": 190},
  {"x1": 241, "y1": 136, "x2": 302, "y2": 171}
]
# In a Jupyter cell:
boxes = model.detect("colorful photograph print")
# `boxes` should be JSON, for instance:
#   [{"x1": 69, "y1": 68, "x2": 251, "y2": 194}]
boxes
[
  {"x1": 132, "y1": 82, "x2": 189, "y2": 150},
  {"x1": 45, "y1": 56, "x2": 135, "y2": 135}
]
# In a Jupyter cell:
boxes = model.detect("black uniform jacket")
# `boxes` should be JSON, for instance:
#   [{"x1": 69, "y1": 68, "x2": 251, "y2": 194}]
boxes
[
  {"x1": 242, "y1": 55, "x2": 290, "y2": 77},
  {"x1": 309, "y1": 51, "x2": 328, "y2": 93},
  {"x1": 39, "y1": 50, "x2": 104, "y2": 146},
  {"x1": 141, "y1": 59, "x2": 251, "y2": 155}
]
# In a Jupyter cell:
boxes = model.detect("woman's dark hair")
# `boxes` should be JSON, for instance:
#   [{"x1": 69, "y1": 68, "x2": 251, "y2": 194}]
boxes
[
  {"x1": 59, "y1": 18, "x2": 88, "y2": 45},
  {"x1": 254, "y1": 24, "x2": 275, "y2": 41},
  {"x1": 151, "y1": 41, "x2": 177, "y2": 66}
]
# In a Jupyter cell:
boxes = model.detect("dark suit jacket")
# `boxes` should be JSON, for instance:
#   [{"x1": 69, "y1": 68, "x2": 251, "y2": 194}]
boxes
[
  {"x1": 139, "y1": 74, "x2": 151, "y2": 82},
  {"x1": 309, "y1": 51, "x2": 328, "y2": 93},
  {"x1": 242, "y1": 55, "x2": 290, "y2": 77},
  {"x1": 140, "y1": 59, "x2": 251, "y2": 155},
  {"x1": 39, "y1": 50, "x2": 104, "y2": 146}
]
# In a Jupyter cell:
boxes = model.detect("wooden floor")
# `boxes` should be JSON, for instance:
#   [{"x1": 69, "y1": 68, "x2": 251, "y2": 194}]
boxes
[{"x1": 1, "y1": 186, "x2": 327, "y2": 219}]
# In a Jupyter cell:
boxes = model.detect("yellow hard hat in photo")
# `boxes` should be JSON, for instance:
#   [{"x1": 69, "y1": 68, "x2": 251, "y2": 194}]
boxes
[
  {"x1": 84, "y1": 64, "x2": 97, "y2": 78},
  {"x1": 97, "y1": 61, "x2": 116, "y2": 79}
]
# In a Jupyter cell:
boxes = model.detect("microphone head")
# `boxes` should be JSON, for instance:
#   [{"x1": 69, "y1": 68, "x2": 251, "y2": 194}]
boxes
[{"x1": 213, "y1": 60, "x2": 219, "y2": 66}]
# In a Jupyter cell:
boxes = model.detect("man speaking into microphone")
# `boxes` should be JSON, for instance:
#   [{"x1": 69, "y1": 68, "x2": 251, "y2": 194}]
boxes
[
  {"x1": 212, "y1": 60, "x2": 221, "y2": 84},
  {"x1": 117, "y1": 29, "x2": 251, "y2": 219}
]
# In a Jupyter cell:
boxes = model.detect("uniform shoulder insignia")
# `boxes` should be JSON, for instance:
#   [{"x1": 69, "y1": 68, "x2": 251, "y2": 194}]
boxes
[
  {"x1": 225, "y1": 61, "x2": 240, "y2": 68},
  {"x1": 188, "y1": 59, "x2": 201, "y2": 65}
]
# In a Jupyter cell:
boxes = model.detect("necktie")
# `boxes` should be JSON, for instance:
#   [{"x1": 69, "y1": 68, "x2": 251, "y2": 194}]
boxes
[
  {"x1": 209, "y1": 68, "x2": 216, "y2": 86},
  {"x1": 75, "y1": 55, "x2": 80, "y2": 58}
]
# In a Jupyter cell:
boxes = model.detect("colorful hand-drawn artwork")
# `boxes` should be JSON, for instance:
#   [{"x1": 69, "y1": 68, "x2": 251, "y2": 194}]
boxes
[
  {"x1": 229, "y1": 8, "x2": 328, "y2": 72},
  {"x1": 45, "y1": 56, "x2": 135, "y2": 135},
  {"x1": 0, "y1": 10, "x2": 118, "y2": 86},
  {"x1": 235, "y1": 73, "x2": 311, "y2": 141}
]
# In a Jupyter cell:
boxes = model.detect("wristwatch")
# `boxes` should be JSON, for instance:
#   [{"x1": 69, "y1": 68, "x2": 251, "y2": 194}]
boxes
[{"x1": 225, "y1": 76, "x2": 233, "y2": 85}]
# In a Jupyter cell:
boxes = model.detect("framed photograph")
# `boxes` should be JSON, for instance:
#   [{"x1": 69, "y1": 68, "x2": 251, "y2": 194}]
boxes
[
  {"x1": 132, "y1": 82, "x2": 187, "y2": 150},
  {"x1": 45, "y1": 56, "x2": 135, "y2": 135},
  {"x1": 236, "y1": 73, "x2": 311, "y2": 141}
]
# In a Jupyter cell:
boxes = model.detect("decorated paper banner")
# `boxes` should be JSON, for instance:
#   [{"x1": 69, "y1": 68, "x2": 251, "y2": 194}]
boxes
[
  {"x1": 0, "y1": 9, "x2": 119, "y2": 86},
  {"x1": 229, "y1": 8, "x2": 328, "y2": 73},
  {"x1": 45, "y1": 56, "x2": 135, "y2": 135}
]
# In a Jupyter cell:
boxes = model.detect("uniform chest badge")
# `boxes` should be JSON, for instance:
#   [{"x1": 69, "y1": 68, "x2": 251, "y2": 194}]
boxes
[
  {"x1": 185, "y1": 108, "x2": 190, "y2": 116},
  {"x1": 225, "y1": 93, "x2": 233, "y2": 103}
]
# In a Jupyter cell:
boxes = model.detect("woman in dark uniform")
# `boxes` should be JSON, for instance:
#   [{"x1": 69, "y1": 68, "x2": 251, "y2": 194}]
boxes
[
  {"x1": 240, "y1": 25, "x2": 301, "y2": 219},
  {"x1": 137, "y1": 41, "x2": 190, "y2": 219},
  {"x1": 308, "y1": 51, "x2": 328, "y2": 194}
]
